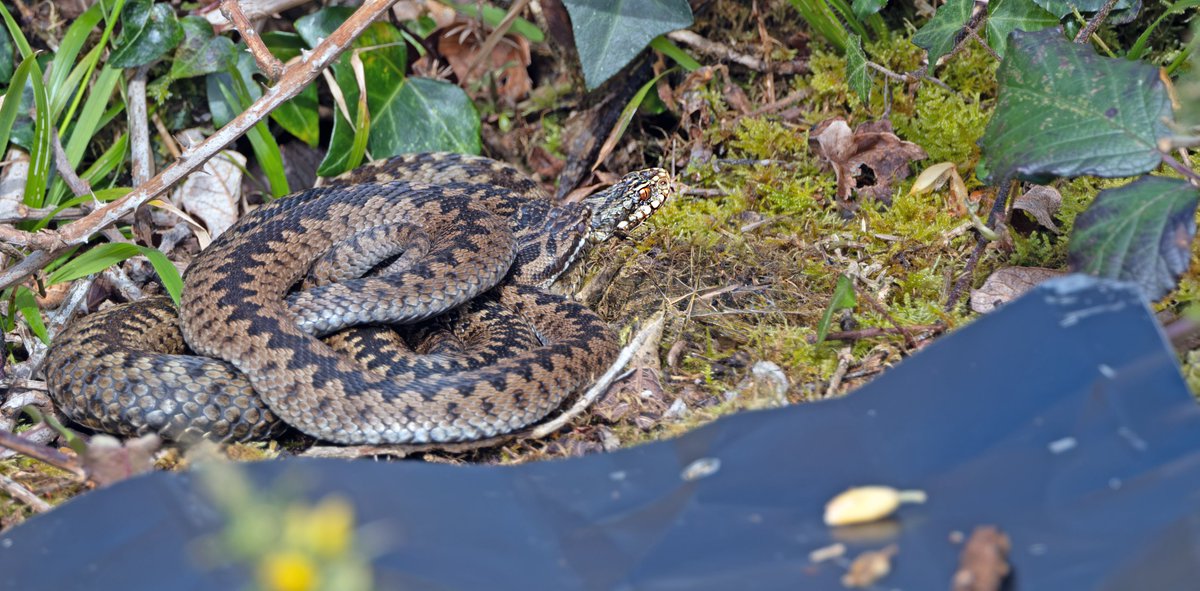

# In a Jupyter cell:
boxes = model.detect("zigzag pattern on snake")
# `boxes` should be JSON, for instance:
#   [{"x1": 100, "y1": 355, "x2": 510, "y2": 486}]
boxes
[{"x1": 44, "y1": 153, "x2": 672, "y2": 444}]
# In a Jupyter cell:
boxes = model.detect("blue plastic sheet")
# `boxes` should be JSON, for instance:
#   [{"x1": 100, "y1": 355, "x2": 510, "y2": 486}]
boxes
[{"x1": 4, "y1": 275, "x2": 1200, "y2": 589}]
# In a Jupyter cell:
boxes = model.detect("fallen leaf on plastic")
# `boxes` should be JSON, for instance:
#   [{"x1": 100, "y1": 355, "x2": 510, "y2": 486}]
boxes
[
  {"x1": 1012, "y1": 184, "x2": 1062, "y2": 232},
  {"x1": 171, "y1": 148, "x2": 244, "y2": 239},
  {"x1": 810, "y1": 117, "x2": 928, "y2": 212},
  {"x1": 951, "y1": 525, "x2": 1011, "y2": 591},
  {"x1": 970, "y1": 266, "x2": 1066, "y2": 313},
  {"x1": 842, "y1": 544, "x2": 898, "y2": 588}
]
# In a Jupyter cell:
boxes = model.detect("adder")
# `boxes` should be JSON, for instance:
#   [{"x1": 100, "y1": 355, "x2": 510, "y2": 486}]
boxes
[{"x1": 43, "y1": 153, "x2": 672, "y2": 445}]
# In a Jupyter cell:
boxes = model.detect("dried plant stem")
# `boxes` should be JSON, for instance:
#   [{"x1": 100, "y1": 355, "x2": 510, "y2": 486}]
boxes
[{"x1": 0, "y1": 0, "x2": 401, "y2": 292}]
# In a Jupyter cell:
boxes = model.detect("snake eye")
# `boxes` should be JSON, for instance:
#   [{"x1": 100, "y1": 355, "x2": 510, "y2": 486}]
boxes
[{"x1": 638, "y1": 186, "x2": 652, "y2": 201}]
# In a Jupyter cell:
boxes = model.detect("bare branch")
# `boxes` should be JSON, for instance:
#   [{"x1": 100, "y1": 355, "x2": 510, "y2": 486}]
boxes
[{"x1": 221, "y1": 0, "x2": 285, "y2": 80}]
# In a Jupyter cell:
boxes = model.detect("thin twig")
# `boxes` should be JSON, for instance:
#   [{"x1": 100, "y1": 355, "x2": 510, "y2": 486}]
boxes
[
  {"x1": 221, "y1": 0, "x2": 284, "y2": 80},
  {"x1": 51, "y1": 131, "x2": 90, "y2": 197},
  {"x1": 824, "y1": 323, "x2": 945, "y2": 342},
  {"x1": 0, "y1": 0, "x2": 402, "y2": 292},
  {"x1": 1074, "y1": 0, "x2": 1120, "y2": 43},
  {"x1": 0, "y1": 430, "x2": 85, "y2": 479},
  {"x1": 668, "y1": 30, "x2": 807, "y2": 75},
  {"x1": 1161, "y1": 152, "x2": 1200, "y2": 185},
  {"x1": 0, "y1": 472, "x2": 52, "y2": 512}
]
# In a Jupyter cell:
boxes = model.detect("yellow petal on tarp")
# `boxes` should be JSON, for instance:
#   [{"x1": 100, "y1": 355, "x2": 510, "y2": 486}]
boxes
[{"x1": 824, "y1": 486, "x2": 927, "y2": 526}]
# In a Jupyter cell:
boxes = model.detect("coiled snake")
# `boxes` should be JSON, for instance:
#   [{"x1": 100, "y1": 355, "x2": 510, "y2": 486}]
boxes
[{"x1": 43, "y1": 153, "x2": 672, "y2": 445}]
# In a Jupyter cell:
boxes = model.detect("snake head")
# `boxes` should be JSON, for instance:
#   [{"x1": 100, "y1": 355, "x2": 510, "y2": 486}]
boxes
[{"x1": 584, "y1": 168, "x2": 673, "y2": 243}]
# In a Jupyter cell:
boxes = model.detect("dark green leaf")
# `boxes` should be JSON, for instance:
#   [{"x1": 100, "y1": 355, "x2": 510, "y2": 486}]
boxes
[
  {"x1": 986, "y1": 0, "x2": 1059, "y2": 58},
  {"x1": 319, "y1": 76, "x2": 480, "y2": 176},
  {"x1": 294, "y1": 6, "x2": 356, "y2": 47},
  {"x1": 911, "y1": 0, "x2": 971, "y2": 66},
  {"x1": 851, "y1": 0, "x2": 887, "y2": 19},
  {"x1": 1068, "y1": 176, "x2": 1199, "y2": 301},
  {"x1": 261, "y1": 31, "x2": 307, "y2": 61},
  {"x1": 978, "y1": 28, "x2": 1172, "y2": 184},
  {"x1": 817, "y1": 274, "x2": 856, "y2": 342},
  {"x1": 0, "y1": 23, "x2": 12, "y2": 87},
  {"x1": 109, "y1": 0, "x2": 183, "y2": 68},
  {"x1": 1033, "y1": 0, "x2": 1136, "y2": 18},
  {"x1": 205, "y1": 52, "x2": 262, "y2": 128},
  {"x1": 845, "y1": 34, "x2": 870, "y2": 103},
  {"x1": 562, "y1": 0, "x2": 693, "y2": 90},
  {"x1": 168, "y1": 16, "x2": 236, "y2": 79}
]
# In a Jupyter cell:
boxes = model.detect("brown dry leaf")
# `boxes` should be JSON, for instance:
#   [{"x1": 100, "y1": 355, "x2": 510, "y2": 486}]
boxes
[
  {"x1": 910, "y1": 161, "x2": 970, "y2": 215},
  {"x1": 1013, "y1": 185, "x2": 1062, "y2": 232},
  {"x1": 83, "y1": 434, "x2": 161, "y2": 488},
  {"x1": 970, "y1": 266, "x2": 1066, "y2": 313},
  {"x1": 842, "y1": 544, "x2": 898, "y2": 588},
  {"x1": 171, "y1": 145, "x2": 245, "y2": 239},
  {"x1": 810, "y1": 117, "x2": 928, "y2": 213},
  {"x1": 438, "y1": 22, "x2": 532, "y2": 103},
  {"x1": 951, "y1": 526, "x2": 1011, "y2": 591}
]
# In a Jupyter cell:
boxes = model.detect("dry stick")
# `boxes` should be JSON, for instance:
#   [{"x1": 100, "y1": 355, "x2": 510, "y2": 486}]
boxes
[
  {"x1": 824, "y1": 323, "x2": 945, "y2": 343},
  {"x1": 853, "y1": 283, "x2": 918, "y2": 350},
  {"x1": 1074, "y1": 0, "x2": 1120, "y2": 43},
  {"x1": 0, "y1": 0, "x2": 402, "y2": 291},
  {"x1": 667, "y1": 30, "x2": 808, "y2": 75},
  {"x1": 0, "y1": 205, "x2": 86, "y2": 224},
  {"x1": 128, "y1": 65, "x2": 153, "y2": 186},
  {"x1": 222, "y1": 0, "x2": 284, "y2": 80},
  {"x1": 51, "y1": 132, "x2": 90, "y2": 197},
  {"x1": 462, "y1": 0, "x2": 532, "y2": 81},
  {"x1": 0, "y1": 430, "x2": 85, "y2": 479},
  {"x1": 0, "y1": 472, "x2": 52, "y2": 512}
]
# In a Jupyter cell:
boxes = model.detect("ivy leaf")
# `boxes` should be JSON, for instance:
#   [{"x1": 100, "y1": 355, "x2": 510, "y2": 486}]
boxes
[
  {"x1": 299, "y1": 8, "x2": 479, "y2": 176},
  {"x1": 168, "y1": 16, "x2": 235, "y2": 79},
  {"x1": 562, "y1": 0, "x2": 694, "y2": 90},
  {"x1": 978, "y1": 27, "x2": 1172, "y2": 184},
  {"x1": 1033, "y1": 0, "x2": 1137, "y2": 20},
  {"x1": 109, "y1": 0, "x2": 183, "y2": 68},
  {"x1": 1068, "y1": 176, "x2": 1199, "y2": 301},
  {"x1": 911, "y1": 0, "x2": 971, "y2": 66},
  {"x1": 845, "y1": 34, "x2": 870, "y2": 103},
  {"x1": 985, "y1": 0, "x2": 1059, "y2": 58}
]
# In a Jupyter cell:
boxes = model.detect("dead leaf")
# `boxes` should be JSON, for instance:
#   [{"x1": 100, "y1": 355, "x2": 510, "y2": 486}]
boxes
[
  {"x1": 810, "y1": 117, "x2": 928, "y2": 213},
  {"x1": 842, "y1": 544, "x2": 898, "y2": 588},
  {"x1": 1013, "y1": 185, "x2": 1062, "y2": 233},
  {"x1": 171, "y1": 142, "x2": 244, "y2": 239},
  {"x1": 911, "y1": 161, "x2": 970, "y2": 215},
  {"x1": 970, "y1": 266, "x2": 1066, "y2": 313},
  {"x1": 437, "y1": 21, "x2": 532, "y2": 103},
  {"x1": 951, "y1": 526, "x2": 1011, "y2": 591}
]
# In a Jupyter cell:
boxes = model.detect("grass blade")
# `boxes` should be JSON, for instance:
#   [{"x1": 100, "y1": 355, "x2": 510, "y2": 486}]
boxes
[
  {"x1": 24, "y1": 55, "x2": 51, "y2": 208},
  {"x1": 0, "y1": 55, "x2": 33, "y2": 160}
]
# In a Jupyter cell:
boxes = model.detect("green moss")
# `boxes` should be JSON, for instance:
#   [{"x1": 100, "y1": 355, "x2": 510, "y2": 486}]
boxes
[{"x1": 893, "y1": 86, "x2": 990, "y2": 168}]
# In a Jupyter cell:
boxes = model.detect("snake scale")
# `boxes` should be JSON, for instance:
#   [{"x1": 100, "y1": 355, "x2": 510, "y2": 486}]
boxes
[{"x1": 44, "y1": 153, "x2": 672, "y2": 445}]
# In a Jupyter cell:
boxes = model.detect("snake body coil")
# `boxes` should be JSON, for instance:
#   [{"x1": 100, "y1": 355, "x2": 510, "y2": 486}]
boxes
[{"x1": 44, "y1": 154, "x2": 672, "y2": 444}]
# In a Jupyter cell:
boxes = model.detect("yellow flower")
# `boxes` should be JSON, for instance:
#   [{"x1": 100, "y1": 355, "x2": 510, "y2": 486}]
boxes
[
  {"x1": 304, "y1": 496, "x2": 355, "y2": 557},
  {"x1": 258, "y1": 551, "x2": 316, "y2": 591}
]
